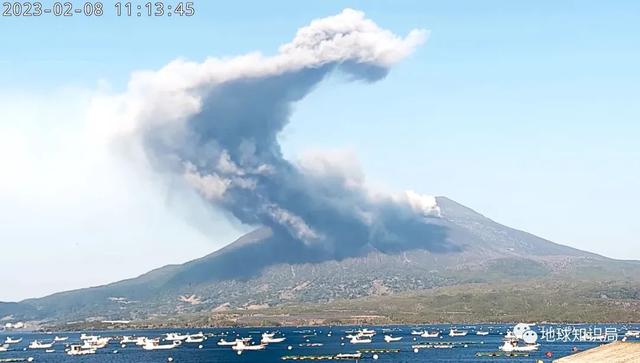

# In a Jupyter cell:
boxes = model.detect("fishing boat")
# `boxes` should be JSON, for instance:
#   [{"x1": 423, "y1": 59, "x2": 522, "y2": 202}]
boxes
[
  {"x1": 135, "y1": 337, "x2": 154, "y2": 346},
  {"x1": 29, "y1": 340, "x2": 54, "y2": 349},
  {"x1": 499, "y1": 340, "x2": 539, "y2": 352},
  {"x1": 120, "y1": 336, "x2": 138, "y2": 344},
  {"x1": 499, "y1": 328, "x2": 539, "y2": 353},
  {"x1": 261, "y1": 333, "x2": 286, "y2": 344},
  {"x1": 142, "y1": 340, "x2": 180, "y2": 350},
  {"x1": 185, "y1": 336, "x2": 205, "y2": 343},
  {"x1": 421, "y1": 331, "x2": 440, "y2": 338},
  {"x1": 82, "y1": 337, "x2": 110, "y2": 349},
  {"x1": 4, "y1": 337, "x2": 21, "y2": 344},
  {"x1": 384, "y1": 335, "x2": 402, "y2": 342},
  {"x1": 165, "y1": 332, "x2": 189, "y2": 341},
  {"x1": 67, "y1": 345, "x2": 96, "y2": 355},
  {"x1": 625, "y1": 330, "x2": 640, "y2": 338},
  {"x1": 449, "y1": 329, "x2": 468, "y2": 337},
  {"x1": 232, "y1": 341, "x2": 266, "y2": 351},
  {"x1": 218, "y1": 338, "x2": 243, "y2": 346},
  {"x1": 349, "y1": 335, "x2": 372, "y2": 344}
]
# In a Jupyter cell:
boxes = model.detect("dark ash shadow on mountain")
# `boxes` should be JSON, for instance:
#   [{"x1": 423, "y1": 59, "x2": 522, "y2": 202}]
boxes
[{"x1": 166, "y1": 221, "x2": 459, "y2": 289}]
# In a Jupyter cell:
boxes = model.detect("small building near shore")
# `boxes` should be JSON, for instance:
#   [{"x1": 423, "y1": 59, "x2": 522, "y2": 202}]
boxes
[{"x1": 554, "y1": 341, "x2": 640, "y2": 363}]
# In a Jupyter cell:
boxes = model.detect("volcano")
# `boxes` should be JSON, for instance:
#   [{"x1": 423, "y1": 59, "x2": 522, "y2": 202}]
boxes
[{"x1": 4, "y1": 196, "x2": 639, "y2": 324}]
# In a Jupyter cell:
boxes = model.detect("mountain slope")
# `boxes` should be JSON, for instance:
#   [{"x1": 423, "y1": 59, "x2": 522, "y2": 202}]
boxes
[{"x1": 3, "y1": 196, "x2": 638, "y2": 323}]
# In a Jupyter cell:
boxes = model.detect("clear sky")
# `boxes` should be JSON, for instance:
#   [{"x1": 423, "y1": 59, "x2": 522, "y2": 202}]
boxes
[{"x1": 1, "y1": 0, "x2": 639, "y2": 301}]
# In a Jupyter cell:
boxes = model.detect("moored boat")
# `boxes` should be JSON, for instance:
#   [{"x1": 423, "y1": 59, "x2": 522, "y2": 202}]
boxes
[
  {"x1": 349, "y1": 335, "x2": 371, "y2": 344},
  {"x1": 261, "y1": 333, "x2": 286, "y2": 344},
  {"x1": 232, "y1": 341, "x2": 266, "y2": 351},
  {"x1": 449, "y1": 329, "x2": 468, "y2": 337},
  {"x1": 67, "y1": 344, "x2": 96, "y2": 355},
  {"x1": 142, "y1": 340, "x2": 180, "y2": 350},
  {"x1": 421, "y1": 331, "x2": 440, "y2": 338},
  {"x1": 29, "y1": 340, "x2": 54, "y2": 349},
  {"x1": 384, "y1": 335, "x2": 402, "y2": 342}
]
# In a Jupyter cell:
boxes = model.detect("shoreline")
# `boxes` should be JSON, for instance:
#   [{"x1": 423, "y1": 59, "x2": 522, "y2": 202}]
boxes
[{"x1": 35, "y1": 319, "x2": 640, "y2": 333}]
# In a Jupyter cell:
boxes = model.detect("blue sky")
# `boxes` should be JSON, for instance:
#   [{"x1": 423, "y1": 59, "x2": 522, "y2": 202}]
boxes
[{"x1": 1, "y1": 1, "x2": 639, "y2": 301}]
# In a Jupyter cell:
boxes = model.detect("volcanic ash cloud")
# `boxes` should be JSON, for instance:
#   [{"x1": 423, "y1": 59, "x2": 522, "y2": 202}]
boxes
[{"x1": 93, "y1": 9, "x2": 457, "y2": 257}]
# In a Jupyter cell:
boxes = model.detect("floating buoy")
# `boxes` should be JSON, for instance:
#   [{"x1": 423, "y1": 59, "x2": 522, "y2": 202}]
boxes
[
  {"x1": 288, "y1": 345, "x2": 293, "y2": 350},
  {"x1": 237, "y1": 350, "x2": 242, "y2": 355},
  {"x1": 373, "y1": 354, "x2": 379, "y2": 360},
  {"x1": 27, "y1": 358, "x2": 34, "y2": 363},
  {"x1": 545, "y1": 352, "x2": 553, "y2": 358},
  {"x1": 168, "y1": 358, "x2": 174, "y2": 362},
  {"x1": 198, "y1": 345, "x2": 203, "y2": 349},
  {"x1": 414, "y1": 348, "x2": 419, "y2": 353},
  {"x1": 113, "y1": 350, "x2": 118, "y2": 354}
]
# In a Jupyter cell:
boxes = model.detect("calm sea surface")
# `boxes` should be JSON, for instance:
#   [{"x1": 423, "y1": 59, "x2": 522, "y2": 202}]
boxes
[{"x1": 1, "y1": 324, "x2": 637, "y2": 363}]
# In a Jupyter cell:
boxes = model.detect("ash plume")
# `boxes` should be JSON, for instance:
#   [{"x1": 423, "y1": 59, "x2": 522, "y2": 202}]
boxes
[{"x1": 93, "y1": 9, "x2": 459, "y2": 261}]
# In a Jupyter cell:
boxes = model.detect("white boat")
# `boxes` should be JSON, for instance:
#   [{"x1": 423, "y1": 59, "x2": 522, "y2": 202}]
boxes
[
  {"x1": 359, "y1": 328, "x2": 375, "y2": 335},
  {"x1": 135, "y1": 337, "x2": 154, "y2": 346},
  {"x1": 503, "y1": 330, "x2": 517, "y2": 340},
  {"x1": 218, "y1": 338, "x2": 243, "y2": 346},
  {"x1": 185, "y1": 336, "x2": 205, "y2": 343},
  {"x1": 82, "y1": 337, "x2": 110, "y2": 349},
  {"x1": 421, "y1": 331, "x2": 440, "y2": 338},
  {"x1": 165, "y1": 332, "x2": 189, "y2": 341},
  {"x1": 80, "y1": 333, "x2": 99, "y2": 341},
  {"x1": 449, "y1": 329, "x2": 468, "y2": 337},
  {"x1": 188, "y1": 332, "x2": 206, "y2": 339},
  {"x1": 384, "y1": 335, "x2": 402, "y2": 342},
  {"x1": 67, "y1": 345, "x2": 96, "y2": 355},
  {"x1": 4, "y1": 337, "x2": 22, "y2": 344},
  {"x1": 411, "y1": 330, "x2": 424, "y2": 336},
  {"x1": 120, "y1": 336, "x2": 139, "y2": 344},
  {"x1": 476, "y1": 331, "x2": 490, "y2": 336},
  {"x1": 349, "y1": 336, "x2": 372, "y2": 344},
  {"x1": 29, "y1": 340, "x2": 54, "y2": 349},
  {"x1": 625, "y1": 330, "x2": 640, "y2": 338},
  {"x1": 499, "y1": 340, "x2": 539, "y2": 352},
  {"x1": 142, "y1": 340, "x2": 180, "y2": 350},
  {"x1": 261, "y1": 333, "x2": 286, "y2": 344},
  {"x1": 0, "y1": 344, "x2": 9, "y2": 352},
  {"x1": 232, "y1": 341, "x2": 266, "y2": 351},
  {"x1": 54, "y1": 336, "x2": 69, "y2": 342}
]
